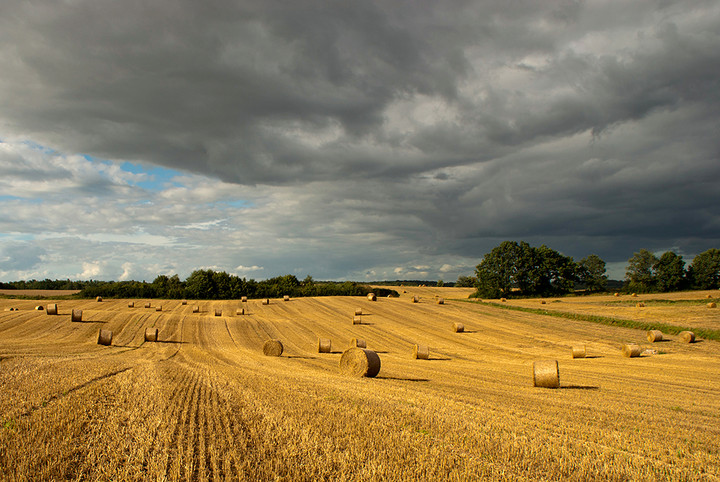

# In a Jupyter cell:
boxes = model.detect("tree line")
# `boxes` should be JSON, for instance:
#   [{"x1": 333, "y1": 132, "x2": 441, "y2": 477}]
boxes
[{"x1": 469, "y1": 241, "x2": 720, "y2": 298}]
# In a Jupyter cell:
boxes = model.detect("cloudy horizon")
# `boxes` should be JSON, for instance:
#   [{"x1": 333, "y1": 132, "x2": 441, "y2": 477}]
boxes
[{"x1": 1, "y1": 0, "x2": 719, "y2": 283}]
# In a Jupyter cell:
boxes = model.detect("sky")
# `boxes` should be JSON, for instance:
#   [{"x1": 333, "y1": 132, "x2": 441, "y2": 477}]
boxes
[{"x1": 1, "y1": 0, "x2": 719, "y2": 283}]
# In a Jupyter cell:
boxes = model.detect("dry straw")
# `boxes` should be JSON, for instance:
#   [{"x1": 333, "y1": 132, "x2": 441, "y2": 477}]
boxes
[
  {"x1": 708, "y1": 302, "x2": 717, "y2": 308},
  {"x1": 215, "y1": 308, "x2": 222, "y2": 317},
  {"x1": 631, "y1": 293, "x2": 637, "y2": 297},
  {"x1": 155, "y1": 306, "x2": 162, "y2": 312},
  {"x1": 236, "y1": 308, "x2": 245, "y2": 316},
  {"x1": 453, "y1": 322, "x2": 464, "y2": 333},
  {"x1": 647, "y1": 330, "x2": 663, "y2": 342},
  {"x1": 96, "y1": 296, "x2": 102, "y2": 302},
  {"x1": 501, "y1": 298, "x2": 507, "y2": 302},
  {"x1": 412, "y1": 295, "x2": 419, "y2": 303},
  {"x1": 350, "y1": 338, "x2": 367, "y2": 348},
  {"x1": 263, "y1": 339, "x2": 283, "y2": 356},
  {"x1": 71, "y1": 309, "x2": 83, "y2": 322},
  {"x1": 318, "y1": 338, "x2": 332, "y2": 353},
  {"x1": 622, "y1": 344, "x2": 642, "y2": 357},
  {"x1": 679, "y1": 331, "x2": 696, "y2": 343},
  {"x1": 97, "y1": 329, "x2": 113, "y2": 346},
  {"x1": 145, "y1": 302, "x2": 151, "y2": 308},
  {"x1": 262, "y1": 299, "x2": 270, "y2": 305},
  {"x1": 192, "y1": 305, "x2": 200, "y2": 313},
  {"x1": 241, "y1": 296, "x2": 248, "y2": 302},
  {"x1": 144, "y1": 327, "x2": 159, "y2": 342},
  {"x1": 533, "y1": 360, "x2": 560, "y2": 388},
  {"x1": 339, "y1": 348, "x2": 381, "y2": 377},
  {"x1": 540, "y1": 300, "x2": 546, "y2": 304},
  {"x1": 35, "y1": 305, "x2": 44, "y2": 311},
  {"x1": 636, "y1": 302, "x2": 645, "y2": 307},
  {"x1": 355, "y1": 308, "x2": 363, "y2": 316},
  {"x1": 181, "y1": 300, "x2": 187, "y2": 305},
  {"x1": 437, "y1": 298, "x2": 445, "y2": 305},
  {"x1": 352, "y1": 315, "x2": 362, "y2": 325},
  {"x1": 47, "y1": 304, "x2": 58, "y2": 315},
  {"x1": 571, "y1": 345, "x2": 586, "y2": 359},
  {"x1": 284, "y1": 295, "x2": 290, "y2": 301},
  {"x1": 614, "y1": 293, "x2": 620, "y2": 297},
  {"x1": 367, "y1": 293, "x2": 377, "y2": 301},
  {"x1": 128, "y1": 301, "x2": 135, "y2": 308},
  {"x1": 707, "y1": 294, "x2": 713, "y2": 299},
  {"x1": 413, "y1": 344, "x2": 429, "y2": 360}
]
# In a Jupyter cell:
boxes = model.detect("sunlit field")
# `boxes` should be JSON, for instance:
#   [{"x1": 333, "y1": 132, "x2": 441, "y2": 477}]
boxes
[{"x1": 2, "y1": 287, "x2": 719, "y2": 480}]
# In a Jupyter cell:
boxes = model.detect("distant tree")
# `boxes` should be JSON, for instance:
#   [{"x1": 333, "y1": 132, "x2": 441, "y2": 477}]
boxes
[
  {"x1": 436, "y1": 279, "x2": 444, "y2": 287},
  {"x1": 690, "y1": 248, "x2": 720, "y2": 289},
  {"x1": 475, "y1": 241, "x2": 524, "y2": 298},
  {"x1": 577, "y1": 254, "x2": 608, "y2": 292},
  {"x1": 533, "y1": 244, "x2": 577, "y2": 295},
  {"x1": 184, "y1": 269, "x2": 215, "y2": 299},
  {"x1": 653, "y1": 251, "x2": 686, "y2": 292},
  {"x1": 455, "y1": 275, "x2": 476, "y2": 288},
  {"x1": 625, "y1": 249, "x2": 658, "y2": 293}
]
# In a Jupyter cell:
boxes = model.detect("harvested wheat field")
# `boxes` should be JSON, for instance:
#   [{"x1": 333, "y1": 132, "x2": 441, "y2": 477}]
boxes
[{"x1": 1, "y1": 289, "x2": 720, "y2": 480}]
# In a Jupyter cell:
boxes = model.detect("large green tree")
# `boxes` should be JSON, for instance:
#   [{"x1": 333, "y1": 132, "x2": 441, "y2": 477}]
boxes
[
  {"x1": 653, "y1": 251, "x2": 686, "y2": 292},
  {"x1": 577, "y1": 254, "x2": 608, "y2": 292},
  {"x1": 690, "y1": 248, "x2": 720, "y2": 289},
  {"x1": 625, "y1": 249, "x2": 658, "y2": 293}
]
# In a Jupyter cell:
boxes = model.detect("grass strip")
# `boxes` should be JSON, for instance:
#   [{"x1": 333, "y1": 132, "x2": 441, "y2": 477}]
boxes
[{"x1": 457, "y1": 299, "x2": 720, "y2": 342}]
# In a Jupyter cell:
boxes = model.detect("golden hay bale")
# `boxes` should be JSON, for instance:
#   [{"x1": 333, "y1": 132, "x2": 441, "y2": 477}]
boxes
[
  {"x1": 453, "y1": 322, "x2": 464, "y2": 333},
  {"x1": 262, "y1": 299, "x2": 270, "y2": 305},
  {"x1": 192, "y1": 305, "x2": 200, "y2": 313},
  {"x1": 144, "y1": 327, "x2": 159, "y2": 342},
  {"x1": 155, "y1": 306, "x2": 162, "y2": 312},
  {"x1": 339, "y1": 348, "x2": 381, "y2": 377},
  {"x1": 412, "y1": 344, "x2": 429, "y2": 360},
  {"x1": 540, "y1": 300, "x2": 546, "y2": 304},
  {"x1": 262, "y1": 339, "x2": 283, "y2": 357},
  {"x1": 631, "y1": 293, "x2": 637, "y2": 297},
  {"x1": 679, "y1": 331, "x2": 696, "y2": 343},
  {"x1": 367, "y1": 293, "x2": 377, "y2": 301},
  {"x1": 500, "y1": 298, "x2": 507, "y2": 302},
  {"x1": 236, "y1": 307, "x2": 245, "y2": 316},
  {"x1": 181, "y1": 300, "x2": 187, "y2": 305},
  {"x1": 97, "y1": 329, "x2": 113, "y2": 346},
  {"x1": 352, "y1": 315, "x2": 362, "y2": 325},
  {"x1": 622, "y1": 344, "x2": 643, "y2": 357},
  {"x1": 437, "y1": 298, "x2": 445, "y2": 304},
  {"x1": 350, "y1": 338, "x2": 367, "y2": 348},
  {"x1": 412, "y1": 295, "x2": 419, "y2": 303},
  {"x1": 318, "y1": 338, "x2": 332, "y2": 353},
  {"x1": 614, "y1": 293, "x2": 619, "y2": 297},
  {"x1": 241, "y1": 296, "x2": 248, "y2": 302},
  {"x1": 144, "y1": 302, "x2": 151, "y2": 308},
  {"x1": 128, "y1": 301, "x2": 135, "y2": 308},
  {"x1": 636, "y1": 302, "x2": 645, "y2": 307},
  {"x1": 354, "y1": 308, "x2": 362, "y2": 316},
  {"x1": 3, "y1": 307, "x2": 15, "y2": 312},
  {"x1": 647, "y1": 330, "x2": 663, "y2": 342},
  {"x1": 35, "y1": 305, "x2": 44, "y2": 311},
  {"x1": 708, "y1": 302, "x2": 717, "y2": 308},
  {"x1": 71, "y1": 309, "x2": 83, "y2": 322},
  {"x1": 533, "y1": 360, "x2": 560, "y2": 388},
  {"x1": 283, "y1": 295, "x2": 290, "y2": 301},
  {"x1": 214, "y1": 308, "x2": 222, "y2": 317},
  {"x1": 46, "y1": 303, "x2": 58, "y2": 315},
  {"x1": 571, "y1": 345, "x2": 586, "y2": 359},
  {"x1": 96, "y1": 296, "x2": 102, "y2": 302},
  {"x1": 707, "y1": 294, "x2": 713, "y2": 299}
]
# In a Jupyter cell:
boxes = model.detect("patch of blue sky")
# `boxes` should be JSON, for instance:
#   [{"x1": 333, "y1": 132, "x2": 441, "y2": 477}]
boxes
[
  {"x1": 0, "y1": 195, "x2": 44, "y2": 204},
  {"x1": 216, "y1": 199, "x2": 253, "y2": 209},
  {"x1": 117, "y1": 161, "x2": 187, "y2": 191}
]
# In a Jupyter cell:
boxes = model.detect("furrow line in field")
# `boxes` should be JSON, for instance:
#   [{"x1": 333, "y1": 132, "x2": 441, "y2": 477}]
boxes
[{"x1": 162, "y1": 365, "x2": 200, "y2": 479}]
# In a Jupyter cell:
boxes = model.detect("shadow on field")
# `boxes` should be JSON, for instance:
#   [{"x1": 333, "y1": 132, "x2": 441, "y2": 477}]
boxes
[
  {"x1": 156, "y1": 340, "x2": 188, "y2": 344},
  {"x1": 561, "y1": 385, "x2": 600, "y2": 390},
  {"x1": 582, "y1": 355, "x2": 603, "y2": 359},
  {"x1": 286, "y1": 355, "x2": 318, "y2": 360},
  {"x1": 427, "y1": 357, "x2": 452, "y2": 361},
  {"x1": 377, "y1": 376, "x2": 430, "y2": 382}
]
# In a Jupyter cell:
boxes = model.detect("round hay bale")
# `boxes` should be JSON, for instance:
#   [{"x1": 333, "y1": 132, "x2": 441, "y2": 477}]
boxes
[
  {"x1": 144, "y1": 327, "x2": 159, "y2": 342},
  {"x1": 412, "y1": 295, "x2": 419, "y2": 303},
  {"x1": 144, "y1": 302, "x2": 151, "y2": 308},
  {"x1": 46, "y1": 303, "x2": 58, "y2": 315},
  {"x1": 262, "y1": 299, "x2": 270, "y2": 305},
  {"x1": 647, "y1": 330, "x2": 663, "y2": 342},
  {"x1": 236, "y1": 307, "x2": 245, "y2": 316},
  {"x1": 155, "y1": 306, "x2": 162, "y2": 312},
  {"x1": 352, "y1": 315, "x2": 362, "y2": 325},
  {"x1": 262, "y1": 339, "x2": 283, "y2": 357},
  {"x1": 500, "y1": 298, "x2": 507, "y2": 302},
  {"x1": 453, "y1": 322, "x2": 464, "y2": 333},
  {"x1": 350, "y1": 338, "x2": 367, "y2": 348},
  {"x1": 679, "y1": 331, "x2": 696, "y2": 343},
  {"x1": 622, "y1": 343, "x2": 643, "y2": 357},
  {"x1": 354, "y1": 308, "x2": 362, "y2": 316},
  {"x1": 35, "y1": 305, "x2": 44, "y2": 311},
  {"x1": 97, "y1": 329, "x2": 113, "y2": 346},
  {"x1": 214, "y1": 308, "x2": 222, "y2": 317},
  {"x1": 283, "y1": 295, "x2": 290, "y2": 301},
  {"x1": 636, "y1": 302, "x2": 645, "y2": 307},
  {"x1": 614, "y1": 292, "x2": 620, "y2": 297},
  {"x1": 339, "y1": 348, "x2": 381, "y2": 378},
  {"x1": 631, "y1": 293, "x2": 637, "y2": 297},
  {"x1": 128, "y1": 301, "x2": 135, "y2": 308},
  {"x1": 533, "y1": 360, "x2": 560, "y2": 388},
  {"x1": 437, "y1": 298, "x2": 445, "y2": 305},
  {"x1": 412, "y1": 344, "x2": 429, "y2": 360},
  {"x1": 571, "y1": 345, "x2": 586, "y2": 359},
  {"x1": 241, "y1": 296, "x2": 248, "y2": 302},
  {"x1": 318, "y1": 338, "x2": 332, "y2": 353},
  {"x1": 96, "y1": 296, "x2": 102, "y2": 302},
  {"x1": 708, "y1": 302, "x2": 717, "y2": 308},
  {"x1": 540, "y1": 300, "x2": 546, "y2": 304},
  {"x1": 367, "y1": 293, "x2": 377, "y2": 301},
  {"x1": 181, "y1": 300, "x2": 187, "y2": 305},
  {"x1": 192, "y1": 305, "x2": 200, "y2": 313},
  {"x1": 71, "y1": 309, "x2": 83, "y2": 322},
  {"x1": 707, "y1": 294, "x2": 713, "y2": 299}
]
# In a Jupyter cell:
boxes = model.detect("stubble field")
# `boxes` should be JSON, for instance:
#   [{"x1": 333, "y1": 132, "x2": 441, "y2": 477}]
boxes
[{"x1": 1, "y1": 287, "x2": 719, "y2": 481}]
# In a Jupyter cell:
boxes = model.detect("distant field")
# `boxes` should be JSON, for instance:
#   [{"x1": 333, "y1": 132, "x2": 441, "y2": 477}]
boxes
[
  {"x1": 1, "y1": 288, "x2": 719, "y2": 480},
  {"x1": 0, "y1": 289, "x2": 81, "y2": 297}
]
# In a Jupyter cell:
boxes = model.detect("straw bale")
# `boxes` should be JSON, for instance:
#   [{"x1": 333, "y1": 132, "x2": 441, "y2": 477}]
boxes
[
  {"x1": 144, "y1": 327, "x2": 159, "y2": 342},
  {"x1": 571, "y1": 345, "x2": 586, "y2": 359},
  {"x1": 533, "y1": 360, "x2": 560, "y2": 388},
  {"x1": 145, "y1": 302, "x2": 151, "y2": 308},
  {"x1": 501, "y1": 298, "x2": 507, "y2": 302},
  {"x1": 614, "y1": 293, "x2": 619, "y2": 297},
  {"x1": 46, "y1": 303, "x2": 58, "y2": 315},
  {"x1": 284, "y1": 295, "x2": 290, "y2": 301},
  {"x1": 155, "y1": 306, "x2": 162, "y2": 312},
  {"x1": 622, "y1": 344, "x2": 642, "y2": 357},
  {"x1": 35, "y1": 305, "x2": 44, "y2": 310},
  {"x1": 181, "y1": 300, "x2": 187, "y2": 305},
  {"x1": 540, "y1": 300, "x2": 546, "y2": 304},
  {"x1": 263, "y1": 339, "x2": 283, "y2": 356},
  {"x1": 636, "y1": 302, "x2": 645, "y2": 307},
  {"x1": 707, "y1": 294, "x2": 713, "y2": 299},
  {"x1": 352, "y1": 315, "x2": 362, "y2": 325},
  {"x1": 453, "y1": 322, "x2": 464, "y2": 333},
  {"x1": 412, "y1": 344, "x2": 429, "y2": 360},
  {"x1": 192, "y1": 305, "x2": 200, "y2": 313},
  {"x1": 318, "y1": 338, "x2": 332, "y2": 353},
  {"x1": 367, "y1": 293, "x2": 376, "y2": 301},
  {"x1": 437, "y1": 298, "x2": 445, "y2": 304},
  {"x1": 236, "y1": 308, "x2": 245, "y2": 316},
  {"x1": 678, "y1": 331, "x2": 695, "y2": 343},
  {"x1": 355, "y1": 308, "x2": 362, "y2": 316},
  {"x1": 647, "y1": 330, "x2": 663, "y2": 342},
  {"x1": 128, "y1": 301, "x2": 135, "y2": 308},
  {"x1": 96, "y1": 296, "x2": 102, "y2": 302},
  {"x1": 708, "y1": 302, "x2": 717, "y2": 308},
  {"x1": 631, "y1": 293, "x2": 637, "y2": 297},
  {"x1": 97, "y1": 329, "x2": 113, "y2": 346},
  {"x1": 241, "y1": 296, "x2": 248, "y2": 302},
  {"x1": 350, "y1": 338, "x2": 367, "y2": 348},
  {"x1": 339, "y1": 348, "x2": 381, "y2": 378},
  {"x1": 262, "y1": 299, "x2": 270, "y2": 305},
  {"x1": 412, "y1": 295, "x2": 419, "y2": 303},
  {"x1": 215, "y1": 308, "x2": 222, "y2": 317},
  {"x1": 71, "y1": 309, "x2": 83, "y2": 322}
]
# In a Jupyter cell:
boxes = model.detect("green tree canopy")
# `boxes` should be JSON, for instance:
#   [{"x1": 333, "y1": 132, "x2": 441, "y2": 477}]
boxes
[
  {"x1": 690, "y1": 248, "x2": 720, "y2": 289},
  {"x1": 653, "y1": 251, "x2": 686, "y2": 292},
  {"x1": 625, "y1": 249, "x2": 658, "y2": 293},
  {"x1": 577, "y1": 254, "x2": 608, "y2": 292}
]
